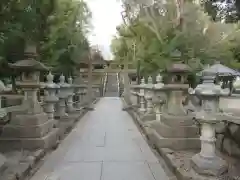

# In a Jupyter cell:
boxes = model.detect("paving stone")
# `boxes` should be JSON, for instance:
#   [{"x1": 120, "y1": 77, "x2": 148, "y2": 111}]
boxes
[
  {"x1": 30, "y1": 98, "x2": 170, "y2": 180},
  {"x1": 148, "y1": 162, "x2": 172, "y2": 180},
  {"x1": 0, "y1": 173, "x2": 17, "y2": 180},
  {"x1": 51, "y1": 162, "x2": 102, "y2": 180},
  {"x1": 102, "y1": 162, "x2": 155, "y2": 180},
  {"x1": 0, "y1": 153, "x2": 6, "y2": 172},
  {"x1": 63, "y1": 146, "x2": 105, "y2": 162},
  {"x1": 14, "y1": 163, "x2": 31, "y2": 179}
]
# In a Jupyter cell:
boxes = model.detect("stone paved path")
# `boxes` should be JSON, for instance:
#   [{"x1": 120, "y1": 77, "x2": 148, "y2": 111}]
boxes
[{"x1": 30, "y1": 98, "x2": 170, "y2": 180}]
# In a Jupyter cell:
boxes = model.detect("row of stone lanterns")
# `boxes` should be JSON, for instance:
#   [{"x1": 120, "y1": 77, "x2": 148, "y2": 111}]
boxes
[
  {"x1": 44, "y1": 72, "x2": 91, "y2": 125},
  {"x1": 0, "y1": 59, "x2": 92, "y2": 150},
  {"x1": 0, "y1": 44, "x2": 100, "y2": 173},
  {"x1": 130, "y1": 66, "x2": 240, "y2": 177}
]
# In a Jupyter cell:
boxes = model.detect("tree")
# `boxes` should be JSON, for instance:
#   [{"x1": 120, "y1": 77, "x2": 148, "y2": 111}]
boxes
[
  {"x1": 204, "y1": 0, "x2": 240, "y2": 23},
  {"x1": 41, "y1": 0, "x2": 92, "y2": 74},
  {"x1": 111, "y1": 0, "x2": 239, "y2": 74},
  {"x1": 0, "y1": 0, "x2": 92, "y2": 77}
]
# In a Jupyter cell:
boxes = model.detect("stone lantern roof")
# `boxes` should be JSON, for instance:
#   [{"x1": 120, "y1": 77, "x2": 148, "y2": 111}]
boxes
[
  {"x1": 166, "y1": 63, "x2": 192, "y2": 73},
  {"x1": 197, "y1": 62, "x2": 240, "y2": 77},
  {"x1": 8, "y1": 59, "x2": 49, "y2": 72},
  {"x1": 8, "y1": 44, "x2": 49, "y2": 71}
]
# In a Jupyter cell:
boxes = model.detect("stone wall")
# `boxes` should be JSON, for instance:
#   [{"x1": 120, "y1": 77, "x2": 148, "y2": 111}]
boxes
[
  {"x1": 216, "y1": 122, "x2": 240, "y2": 158},
  {"x1": 217, "y1": 96, "x2": 240, "y2": 158}
]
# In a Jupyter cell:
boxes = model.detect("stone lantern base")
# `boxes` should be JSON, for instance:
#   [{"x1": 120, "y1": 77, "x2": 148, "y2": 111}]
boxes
[
  {"x1": 0, "y1": 112, "x2": 59, "y2": 150},
  {"x1": 0, "y1": 130, "x2": 58, "y2": 150},
  {"x1": 191, "y1": 153, "x2": 227, "y2": 176},
  {"x1": 149, "y1": 114, "x2": 200, "y2": 150}
]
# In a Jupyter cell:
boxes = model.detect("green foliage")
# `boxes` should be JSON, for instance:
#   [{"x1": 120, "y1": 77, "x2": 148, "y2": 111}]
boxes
[
  {"x1": 41, "y1": 0, "x2": 92, "y2": 74},
  {"x1": 111, "y1": 0, "x2": 240, "y2": 74},
  {"x1": 203, "y1": 1, "x2": 240, "y2": 66},
  {"x1": 203, "y1": 0, "x2": 240, "y2": 23},
  {"x1": 0, "y1": 0, "x2": 93, "y2": 76}
]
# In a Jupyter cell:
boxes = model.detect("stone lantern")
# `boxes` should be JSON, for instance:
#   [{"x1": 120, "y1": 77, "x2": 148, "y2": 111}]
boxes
[
  {"x1": 139, "y1": 78, "x2": 146, "y2": 114},
  {"x1": 139, "y1": 76, "x2": 155, "y2": 121},
  {"x1": 164, "y1": 63, "x2": 192, "y2": 115},
  {"x1": 55, "y1": 74, "x2": 70, "y2": 119},
  {"x1": 8, "y1": 51, "x2": 49, "y2": 114},
  {"x1": 74, "y1": 85, "x2": 87, "y2": 109},
  {"x1": 129, "y1": 77, "x2": 146, "y2": 115},
  {"x1": 66, "y1": 76, "x2": 76, "y2": 113},
  {"x1": 43, "y1": 72, "x2": 59, "y2": 126},
  {"x1": 189, "y1": 71, "x2": 229, "y2": 176},
  {"x1": 148, "y1": 63, "x2": 199, "y2": 150},
  {"x1": 145, "y1": 76, "x2": 154, "y2": 111},
  {"x1": 153, "y1": 74, "x2": 165, "y2": 121},
  {"x1": 1, "y1": 44, "x2": 59, "y2": 149},
  {"x1": 66, "y1": 76, "x2": 84, "y2": 118}
]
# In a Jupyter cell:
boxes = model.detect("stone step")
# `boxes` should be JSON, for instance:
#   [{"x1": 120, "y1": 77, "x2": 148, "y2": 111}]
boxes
[
  {"x1": 148, "y1": 128, "x2": 200, "y2": 150},
  {"x1": 150, "y1": 121, "x2": 199, "y2": 138}
]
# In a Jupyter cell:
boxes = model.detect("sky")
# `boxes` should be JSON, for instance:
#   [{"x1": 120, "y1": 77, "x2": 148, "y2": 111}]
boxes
[{"x1": 86, "y1": 0, "x2": 123, "y2": 60}]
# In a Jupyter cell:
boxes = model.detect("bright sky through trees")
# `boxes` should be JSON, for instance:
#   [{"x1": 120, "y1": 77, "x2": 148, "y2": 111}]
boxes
[{"x1": 86, "y1": 0, "x2": 123, "y2": 60}]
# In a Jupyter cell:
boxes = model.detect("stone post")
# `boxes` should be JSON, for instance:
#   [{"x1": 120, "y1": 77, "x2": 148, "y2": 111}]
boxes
[
  {"x1": 139, "y1": 78, "x2": 146, "y2": 114},
  {"x1": 189, "y1": 71, "x2": 228, "y2": 176},
  {"x1": 55, "y1": 74, "x2": 70, "y2": 119},
  {"x1": 43, "y1": 72, "x2": 59, "y2": 126},
  {"x1": 74, "y1": 86, "x2": 87, "y2": 109}
]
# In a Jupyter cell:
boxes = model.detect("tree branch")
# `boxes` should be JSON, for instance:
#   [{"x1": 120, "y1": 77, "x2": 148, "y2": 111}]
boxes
[{"x1": 141, "y1": 7, "x2": 164, "y2": 44}]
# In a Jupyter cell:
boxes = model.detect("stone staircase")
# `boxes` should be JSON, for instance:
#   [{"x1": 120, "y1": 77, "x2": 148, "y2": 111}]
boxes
[{"x1": 105, "y1": 73, "x2": 119, "y2": 97}]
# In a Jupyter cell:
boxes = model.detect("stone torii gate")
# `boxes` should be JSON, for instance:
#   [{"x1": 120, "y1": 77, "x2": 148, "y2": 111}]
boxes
[{"x1": 105, "y1": 61, "x2": 137, "y2": 101}]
